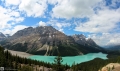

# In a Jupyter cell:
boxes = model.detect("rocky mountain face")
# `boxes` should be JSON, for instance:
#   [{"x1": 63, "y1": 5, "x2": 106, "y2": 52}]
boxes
[
  {"x1": 1, "y1": 26, "x2": 105, "y2": 56},
  {"x1": 72, "y1": 34, "x2": 105, "y2": 53},
  {"x1": 72, "y1": 34, "x2": 98, "y2": 45},
  {"x1": 0, "y1": 32, "x2": 6, "y2": 41}
]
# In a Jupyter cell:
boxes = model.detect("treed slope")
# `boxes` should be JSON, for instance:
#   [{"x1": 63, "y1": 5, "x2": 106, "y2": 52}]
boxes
[
  {"x1": 75, "y1": 56, "x2": 120, "y2": 71},
  {"x1": 0, "y1": 46, "x2": 55, "y2": 70}
]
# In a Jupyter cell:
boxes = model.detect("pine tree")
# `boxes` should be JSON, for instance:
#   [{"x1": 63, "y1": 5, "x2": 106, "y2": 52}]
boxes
[
  {"x1": 72, "y1": 62, "x2": 76, "y2": 71},
  {"x1": 54, "y1": 53, "x2": 64, "y2": 71}
]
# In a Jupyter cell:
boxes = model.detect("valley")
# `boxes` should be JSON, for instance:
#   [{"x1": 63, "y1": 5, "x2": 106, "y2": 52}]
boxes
[{"x1": 0, "y1": 0, "x2": 120, "y2": 71}]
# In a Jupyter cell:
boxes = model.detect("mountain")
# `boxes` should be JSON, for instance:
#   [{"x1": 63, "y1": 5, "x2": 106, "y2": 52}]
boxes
[
  {"x1": 105, "y1": 45, "x2": 120, "y2": 51},
  {"x1": 5, "y1": 34, "x2": 11, "y2": 37},
  {"x1": 0, "y1": 26, "x2": 105, "y2": 56},
  {"x1": 0, "y1": 32, "x2": 6, "y2": 41},
  {"x1": 104, "y1": 44, "x2": 120, "y2": 56},
  {"x1": 102, "y1": 44, "x2": 120, "y2": 58},
  {"x1": 72, "y1": 34, "x2": 105, "y2": 52}
]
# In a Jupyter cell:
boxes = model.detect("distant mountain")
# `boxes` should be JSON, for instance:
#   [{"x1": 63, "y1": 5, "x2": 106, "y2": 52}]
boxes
[
  {"x1": 72, "y1": 34, "x2": 97, "y2": 46},
  {"x1": 104, "y1": 45, "x2": 120, "y2": 57},
  {"x1": 105, "y1": 45, "x2": 120, "y2": 51},
  {"x1": 5, "y1": 34, "x2": 11, "y2": 37},
  {"x1": 72, "y1": 34, "x2": 105, "y2": 53},
  {"x1": 0, "y1": 32, "x2": 6, "y2": 41},
  {"x1": 0, "y1": 26, "x2": 105, "y2": 56}
]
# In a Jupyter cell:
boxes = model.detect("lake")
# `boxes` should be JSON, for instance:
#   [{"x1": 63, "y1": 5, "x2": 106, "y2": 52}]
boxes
[{"x1": 29, "y1": 52, "x2": 107, "y2": 66}]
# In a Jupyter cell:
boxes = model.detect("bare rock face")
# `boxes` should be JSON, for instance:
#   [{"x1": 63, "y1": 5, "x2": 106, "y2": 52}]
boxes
[
  {"x1": 1, "y1": 26, "x2": 105, "y2": 56},
  {"x1": 72, "y1": 34, "x2": 105, "y2": 53},
  {"x1": 72, "y1": 34, "x2": 86, "y2": 45},
  {"x1": 98, "y1": 63, "x2": 120, "y2": 71},
  {"x1": 72, "y1": 34, "x2": 98, "y2": 47},
  {"x1": 2, "y1": 26, "x2": 86, "y2": 56}
]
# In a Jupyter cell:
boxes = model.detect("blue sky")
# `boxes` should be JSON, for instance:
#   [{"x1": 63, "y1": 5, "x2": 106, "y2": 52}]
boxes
[{"x1": 0, "y1": 0, "x2": 120, "y2": 46}]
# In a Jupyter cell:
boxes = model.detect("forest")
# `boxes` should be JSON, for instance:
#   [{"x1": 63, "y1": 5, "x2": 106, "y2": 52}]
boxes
[
  {"x1": 0, "y1": 46, "x2": 70, "y2": 71},
  {"x1": 0, "y1": 46, "x2": 120, "y2": 71}
]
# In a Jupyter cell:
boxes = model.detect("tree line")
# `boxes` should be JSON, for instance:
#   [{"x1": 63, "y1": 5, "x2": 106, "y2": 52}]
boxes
[
  {"x1": 1, "y1": 45, "x2": 120, "y2": 71},
  {"x1": 0, "y1": 46, "x2": 70, "y2": 71}
]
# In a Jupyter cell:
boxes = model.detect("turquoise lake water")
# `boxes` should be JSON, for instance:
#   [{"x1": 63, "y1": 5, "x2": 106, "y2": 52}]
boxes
[{"x1": 29, "y1": 52, "x2": 107, "y2": 66}]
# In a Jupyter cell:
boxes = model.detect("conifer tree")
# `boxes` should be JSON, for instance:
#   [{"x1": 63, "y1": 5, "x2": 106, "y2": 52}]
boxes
[{"x1": 54, "y1": 53, "x2": 64, "y2": 71}]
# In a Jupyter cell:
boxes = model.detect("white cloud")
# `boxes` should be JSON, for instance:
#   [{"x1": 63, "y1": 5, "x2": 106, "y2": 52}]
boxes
[
  {"x1": 0, "y1": 6, "x2": 24, "y2": 29},
  {"x1": 58, "y1": 28, "x2": 64, "y2": 32},
  {"x1": 47, "y1": 0, "x2": 61, "y2": 5},
  {"x1": 2, "y1": 0, "x2": 48, "y2": 18},
  {"x1": 73, "y1": 0, "x2": 120, "y2": 46},
  {"x1": 19, "y1": 0, "x2": 47, "y2": 17},
  {"x1": 75, "y1": 8, "x2": 120, "y2": 33},
  {"x1": 37, "y1": 20, "x2": 71, "y2": 32},
  {"x1": 47, "y1": 20, "x2": 71, "y2": 32},
  {"x1": 0, "y1": 0, "x2": 120, "y2": 46},
  {"x1": 55, "y1": 23, "x2": 67, "y2": 32},
  {"x1": 38, "y1": 21, "x2": 46, "y2": 26},
  {"x1": 2, "y1": 25, "x2": 28, "y2": 36},
  {"x1": 4, "y1": 0, "x2": 21, "y2": 6},
  {"x1": 0, "y1": 0, "x2": 48, "y2": 35},
  {"x1": 8, "y1": 11, "x2": 20, "y2": 17},
  {"x1": 52, "y1": 0, "x2": 102, "y2": 19},
  {"x1": 14, "y1": 17, "x2": 24, "y2": 23},
  {"x1": 90, "y1": 33, "x2": 120, "y2": 46}
]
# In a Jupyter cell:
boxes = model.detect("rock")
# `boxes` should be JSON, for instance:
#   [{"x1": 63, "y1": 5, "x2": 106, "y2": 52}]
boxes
[{"x1": 99, "y1": 63, "x2": 120, "y2": 71}]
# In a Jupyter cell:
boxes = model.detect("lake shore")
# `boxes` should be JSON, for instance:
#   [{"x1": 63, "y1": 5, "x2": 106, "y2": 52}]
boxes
[{"x1": 4, "y1": 49, "x2": 32, "y2": 58}]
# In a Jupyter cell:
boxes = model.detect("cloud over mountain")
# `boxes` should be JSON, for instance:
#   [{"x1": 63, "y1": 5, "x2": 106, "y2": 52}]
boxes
[{"x1": 0, "y1": 0, "x2": 120, "y2": 46}]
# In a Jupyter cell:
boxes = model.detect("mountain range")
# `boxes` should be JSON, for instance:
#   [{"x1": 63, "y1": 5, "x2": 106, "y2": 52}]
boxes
[
  {"x1": 0, "y1": 26, "x2": 105, "y2": 56},
  {"x1": 105, "y1": 45, "x2": 120, "y2": 51},
  {"x1": 0, "y1": 32, "x2": 6, "y2": 41}
]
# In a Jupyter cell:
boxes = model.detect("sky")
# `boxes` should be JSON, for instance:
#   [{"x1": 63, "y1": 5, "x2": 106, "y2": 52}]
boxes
[{"x1": 0, "y1": 0, "x2": 120, "y2": 46}]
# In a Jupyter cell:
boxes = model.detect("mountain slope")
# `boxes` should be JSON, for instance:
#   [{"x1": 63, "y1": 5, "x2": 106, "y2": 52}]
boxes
[
  {"x1": 0, "y1": 32, "x2": 6, "y2": 41},
  {"x1": 1, "y1": 26, "x2": 105, "y2": 56},
  {"x1": 72, "y1": 34, "x2": 105, "y2": 53}
]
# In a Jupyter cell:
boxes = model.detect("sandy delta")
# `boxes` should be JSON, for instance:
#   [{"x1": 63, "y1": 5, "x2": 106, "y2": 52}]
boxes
[{"x1": 4, "y1": 49, "x2": 32, "y2": 58}]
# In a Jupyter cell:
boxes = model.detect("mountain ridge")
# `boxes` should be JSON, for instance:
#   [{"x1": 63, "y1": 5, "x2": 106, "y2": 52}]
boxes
[
  {"x1": 0, "y1": 26, "x2": 105, "y2": 56},
  {"x1": 0, "y1": 32, "x2": 6, "y2": 41}
]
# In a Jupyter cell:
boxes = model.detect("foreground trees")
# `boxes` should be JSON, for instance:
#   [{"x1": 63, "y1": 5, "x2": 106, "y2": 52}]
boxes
[
  {"x1": 0, "y1": 46, "x2": 53, "y2": 71},
  {"x1": 1, "y1": 46, "x2": 120, "y2": 71},
  {"x1": 53, "y1": 53, "x2": 64, "y2": 71}
]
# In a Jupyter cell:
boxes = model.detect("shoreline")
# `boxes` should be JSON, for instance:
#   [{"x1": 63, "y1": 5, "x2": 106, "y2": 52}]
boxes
[{"x1": 5, "y1": 49, "x2": 33, "y2": 58}]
